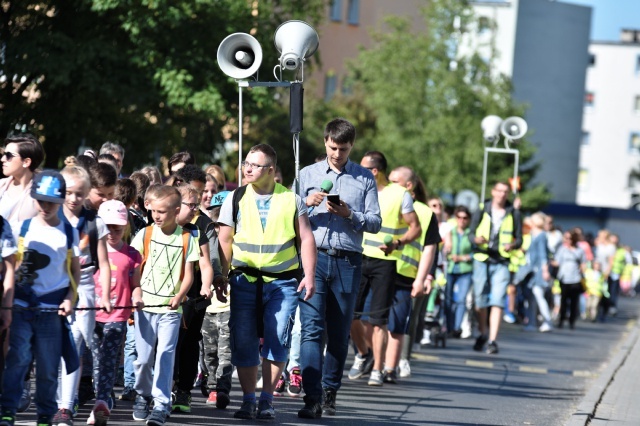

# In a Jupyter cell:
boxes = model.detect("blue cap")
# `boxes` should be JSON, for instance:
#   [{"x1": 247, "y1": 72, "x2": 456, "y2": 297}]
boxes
[
  {"x1": 208, "y1": 190, "x2": 230, "y2": 209},
  {"x1": 31, "y1": 170, "x2": 66, "y2": 204}
]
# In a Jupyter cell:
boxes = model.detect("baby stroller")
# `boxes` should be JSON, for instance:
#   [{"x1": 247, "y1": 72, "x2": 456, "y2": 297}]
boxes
[{"x1": 421, "y1": 271, "x2": 447, "y2": 348}]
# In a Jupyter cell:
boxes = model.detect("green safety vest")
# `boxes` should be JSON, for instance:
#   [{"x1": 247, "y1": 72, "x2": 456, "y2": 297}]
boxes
[
  {"x1": 612, "y1": 248, "x2": 627, "y2": 275},
  {"x1": 231, "y1": 183, "x2": 299, "y2": 282},
  {"x1": 447, "y1": 227, "x2": 473, "y2": 274},
  {"x1": 509, "y1": 233, "x2": 531, "y2": 273},
  {"x1": 396, "y1": 201, "x2": 432, "y2": 278},
  {"x1": 473, "y1": 211, "x2": 515, "y2": 262},
  {"x1": 362, "y1": 183, "x2": 408, "y2": 261}
]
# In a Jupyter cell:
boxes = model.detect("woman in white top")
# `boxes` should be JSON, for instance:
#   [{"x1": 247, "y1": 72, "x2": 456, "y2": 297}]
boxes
[{"x1": 0, "y1": 133, "x2": 45, "y2": 242}]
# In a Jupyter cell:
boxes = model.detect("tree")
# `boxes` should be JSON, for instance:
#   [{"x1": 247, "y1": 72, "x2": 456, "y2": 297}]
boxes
[
  {"x1": 342, "y1": 0, "x2": 550, "y2": 209},
  {"x1": 0, "y1": 0, "x2": 325, "y2": 172}
]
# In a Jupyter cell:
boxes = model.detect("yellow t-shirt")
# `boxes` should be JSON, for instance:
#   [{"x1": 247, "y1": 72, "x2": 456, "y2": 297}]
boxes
[{"x1": 131, "y1": 224, "x2": 199, "y2": 313}]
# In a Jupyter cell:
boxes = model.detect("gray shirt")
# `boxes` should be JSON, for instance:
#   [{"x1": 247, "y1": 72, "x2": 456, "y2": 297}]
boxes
[
  {"x1": 298, "y1": 159, "x2": 381, "y2": 253},
  {"x1": 556, "y1": 245, "x2": 587, "y2": 284}
]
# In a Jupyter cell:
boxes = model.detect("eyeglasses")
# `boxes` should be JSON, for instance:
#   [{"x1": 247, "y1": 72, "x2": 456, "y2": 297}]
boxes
[
  {"x1": 241, "y1": 161, "x2": 270, "y2": 169},
  {"x1": 456, "y1": 215, "x2": 469, "y2": 220},
  {"x1": 1, "y1": 151, "x2": 20, "y2": 161},
  {"x1": 182, "y1": 202, "x2": 199, "y2": 211}
]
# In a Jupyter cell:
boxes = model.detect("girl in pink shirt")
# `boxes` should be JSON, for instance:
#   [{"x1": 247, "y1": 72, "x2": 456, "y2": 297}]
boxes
[{"x1": 89, "y1": 200, "x2": 143, "y2": 425}]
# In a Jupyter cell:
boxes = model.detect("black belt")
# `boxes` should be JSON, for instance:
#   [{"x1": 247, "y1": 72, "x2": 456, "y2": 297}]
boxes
[{"x1": 318, "y1": 247, "x2": 359, "y2": 258}]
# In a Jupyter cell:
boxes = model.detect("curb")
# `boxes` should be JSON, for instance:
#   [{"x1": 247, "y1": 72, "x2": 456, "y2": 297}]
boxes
[{"x1": 566, "y1": 320, "x2": 640, "y2": 426}]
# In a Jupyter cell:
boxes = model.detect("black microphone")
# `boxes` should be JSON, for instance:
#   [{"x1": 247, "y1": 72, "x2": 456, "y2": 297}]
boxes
[{"x1": 308, "y1": 180, "x2": 333, "y2": 214}]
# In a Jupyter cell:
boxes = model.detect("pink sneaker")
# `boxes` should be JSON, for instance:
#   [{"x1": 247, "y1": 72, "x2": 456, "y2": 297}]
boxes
[
  {"x1": 89, "y1": 399, "x2": 110, "y2": 425},
  {"x1": 287, "y1": 366, "x2": 302, "y2": 397},
  {"x1": 273, "y1": 373, "x2": 286, "y2": 396}
]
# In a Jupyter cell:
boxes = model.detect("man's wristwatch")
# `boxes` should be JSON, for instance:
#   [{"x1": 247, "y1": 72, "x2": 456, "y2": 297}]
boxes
[{"x1": 395, "y1": 239, "x2": 404, "y2": 249}]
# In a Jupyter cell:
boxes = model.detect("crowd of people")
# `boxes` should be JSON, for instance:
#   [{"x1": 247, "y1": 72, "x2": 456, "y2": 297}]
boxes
[{"x1": 0, "y1": 119, "x2": 632, "y2": 426}]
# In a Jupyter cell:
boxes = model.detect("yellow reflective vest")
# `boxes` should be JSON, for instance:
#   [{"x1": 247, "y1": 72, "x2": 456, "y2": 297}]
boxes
[
  {"x1": 362, "y1": 183, "x2": 408, "y2": 261},
  {"x1": 231, "y1": 183, "x2": 299, "y2": 281},
  {"x1": 396, "y1": 201, "x2": 433, "y2": 278},
  {"x1": 473, "y1": 210, "x2": 515, "y2": 262}
]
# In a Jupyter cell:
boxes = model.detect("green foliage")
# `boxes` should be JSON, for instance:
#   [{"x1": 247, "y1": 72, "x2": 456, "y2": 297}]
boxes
[
  {"x1": 0, "y1": 0, "x2": 325, "y2": 172},
  {"x1": 340, "y1": 0, "x2": 551, "y2": 210}
]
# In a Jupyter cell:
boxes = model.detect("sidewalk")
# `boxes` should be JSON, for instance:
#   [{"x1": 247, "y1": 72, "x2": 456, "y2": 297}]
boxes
[{"x1": 567, "y1": 303, "x2": 640, "y2": 426}]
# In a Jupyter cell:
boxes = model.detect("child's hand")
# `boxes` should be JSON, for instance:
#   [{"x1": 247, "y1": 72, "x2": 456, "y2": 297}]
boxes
[
  {"x1": 59, "y1": 299, "x2": 73, "y2": 316},
  {"x1": 200, "y1": 283, "x2": 213, "y2": 300},
  {"x1": 133, "y1": 297, "x2": 144, "y2": 312},
  {"x1": 167, "y1": 296, "x2": 181, "y2": 310},
  {"x1": 101, "y1": 296, "x2": 113, "y2": 313}
]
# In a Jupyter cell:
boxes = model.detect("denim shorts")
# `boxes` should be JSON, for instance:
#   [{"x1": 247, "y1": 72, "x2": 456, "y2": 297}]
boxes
[
  {"x1": 472, "y1": 260, "x2": 510, "y2": 309},
  {"x1": 388, "y1": 287, "x2": 412, "y2": 335},
  {"x1": 229, "y1": 273, "x2": 299, "y2": 367}
]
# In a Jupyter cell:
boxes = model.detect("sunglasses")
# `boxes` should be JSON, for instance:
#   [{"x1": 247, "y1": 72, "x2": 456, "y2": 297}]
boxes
[{"x1": 1, "y1": 151, "x2": 20, "y2": 161}]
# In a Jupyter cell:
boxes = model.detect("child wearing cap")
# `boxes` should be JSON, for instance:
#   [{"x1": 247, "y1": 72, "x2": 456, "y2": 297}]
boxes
[
  {"x1": 0, "y1": 170, "x2": 81, "y2": 426},
  {"x1": 55, "y1": 165, "x2": 112, "y2": 425},
  {"x1": 88, "y1": 199, "x2": 143, "y2": 425},
  {"x1": 201, "y1": 190, "x2": 233, "y2": 409}
]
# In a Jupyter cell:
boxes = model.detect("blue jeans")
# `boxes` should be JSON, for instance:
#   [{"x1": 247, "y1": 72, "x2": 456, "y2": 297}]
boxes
[
  {"x1": 472, "y1": 260, "x2": 510, "y2": 308},
  {"x1": 123, "y1": 322, "x2": 137, "y2": 387},
  {"x1": 299, "y1": 251, "x2": 362, "y2": 397},
  {"x1": 445, "y1": 272, "x2": 472, "y2": 332},
  {"x1": 1, "y1": 310, "x2": 62, "y2": 416},
  {"x1": 229, "y1": 274, "x2": 299, "y2": 367}
]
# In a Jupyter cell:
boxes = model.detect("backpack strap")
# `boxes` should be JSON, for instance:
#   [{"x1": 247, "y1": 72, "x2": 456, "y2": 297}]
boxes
[
  {"x1": 139, "y1": 225, "x2": 154, "y2": 275},
  {"x1": 85, "y1": 209, "x2": 99, "y2": 270},
  {"x1": 179, "y1": 229, "x2": 191, "y2": 281},
  {"x1": 63, "y1": 221, "x2": 78, "y2": 303},
  {"x1": 232, "y1": 185, "x2": 248, "y2": 233},
  {"x1": 17, "y1": 219, "x2": 33, "y2": 263}
]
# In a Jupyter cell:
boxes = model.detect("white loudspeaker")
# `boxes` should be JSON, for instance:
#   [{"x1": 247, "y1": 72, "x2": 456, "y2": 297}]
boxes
[
  {"x1": 274, "y1": 20, "x2": 319, "y2": 71},
  {"x1": 217, "y1": 33, "x2": 263, "y2": 79},
  {"x1": 481, "y1": 115, "x2": 503, "y2": 143},
  {"x1": 501, "y1": 116, "x2": 528, "y2": 140}
]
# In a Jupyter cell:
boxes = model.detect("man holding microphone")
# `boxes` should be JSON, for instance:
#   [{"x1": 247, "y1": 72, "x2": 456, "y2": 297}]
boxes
[{"x1": 296, "y1": 118, "x2": 381, "y2": 418}]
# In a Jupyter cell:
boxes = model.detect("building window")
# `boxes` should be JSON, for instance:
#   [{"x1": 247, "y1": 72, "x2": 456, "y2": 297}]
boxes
[
  {"x1": 478, "y1": 16, "x2": 490, "y2": 34},
  {"x1": 588, "y1": 54, "x2": 596, "y2": 66},
  {"x1": 325, "y1": 73, "x2": 337, "y2": 101},
  {"x1": 630, "y1": 132, "x2": 640, "y2": 154},
  {"x1": 636, "y1": 55, "x2": 640, "y2": 74},
  {"x1": 578, "y1": 169, "x2": 589, "y2": 190},
  {"x1": 635, "y1": 95, "x2": 640, "y2": 113},
  {"x1": 581, "y1": 131, "x2": 590, "y2": 145},
  {"x1": 347, "y1": 0, "x2": 360, "y2": 25},
  {"x1": 584, "y1": 92, "x2": 594, "y2": 107},
  {"x1": 330, "y1": 0, "x2": 342, "y2": 22}
]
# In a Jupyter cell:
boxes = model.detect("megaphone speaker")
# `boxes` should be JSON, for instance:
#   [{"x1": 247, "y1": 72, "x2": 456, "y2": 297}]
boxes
[
  {"x1": 217, "y1": 33, "x2": 263, "y2": 79},
  {"x1": 274, "y1": 20, "x2": 319, "y2": 71},
  {"x1": 481, "y1": 115, "x2": 503, "y2": 143},
  {"x1": 500, "y1": 116, "x2": 528, "y2": 140}
]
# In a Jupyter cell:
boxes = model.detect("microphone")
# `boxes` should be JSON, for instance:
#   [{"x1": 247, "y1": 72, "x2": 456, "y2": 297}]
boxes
[
  {"x1": 384, "y1": 235, "x2": 393, "y2": 256},
  {"x1": 308, "y1": 180, "x2": 333, "y2": 214}
]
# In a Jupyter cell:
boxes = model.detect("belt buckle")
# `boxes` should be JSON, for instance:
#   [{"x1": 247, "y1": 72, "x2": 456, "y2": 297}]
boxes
[{"x1": 327, "y1": 248, "x2": 338, "y2": 256}]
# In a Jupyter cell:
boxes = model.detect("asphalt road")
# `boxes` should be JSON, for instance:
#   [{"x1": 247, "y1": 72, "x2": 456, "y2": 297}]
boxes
[{"x1": 13, "y1": 296, "x2": 640, "y2": 425}]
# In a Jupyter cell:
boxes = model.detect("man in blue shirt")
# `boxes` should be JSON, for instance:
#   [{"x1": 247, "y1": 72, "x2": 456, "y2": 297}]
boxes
[{"x1": 297, "y1": 118, "x2": 381, "y2": 418}]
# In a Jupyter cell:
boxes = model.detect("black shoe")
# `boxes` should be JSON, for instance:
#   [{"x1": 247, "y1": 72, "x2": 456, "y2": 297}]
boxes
[
  {"x1": 473, "y1": 335, "x2": 488, "y2": 351},
  {"x1": 322, "y1": 387, "x2": 337, "y2": 416},
  {"x1": 486, "y1": 341, "x2": 499, "y2": 354},
  {"x1": 298, "y1": 395, "x2": 322, "y2": 419}
]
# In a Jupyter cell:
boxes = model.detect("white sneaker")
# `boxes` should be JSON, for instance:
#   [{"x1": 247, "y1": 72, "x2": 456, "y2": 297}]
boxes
[
  {"x1": 398, "y1": 359, "x2": 411, "y2": 378},
  {"x1": 420, "y1": 330, "x2": 431, "y2": 345},
  {"x1": 539, "y1": 322, "x2": 553, "y2": 333}
]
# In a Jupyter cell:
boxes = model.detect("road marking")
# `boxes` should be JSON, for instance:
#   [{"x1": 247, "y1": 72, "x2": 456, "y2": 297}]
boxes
[
  {"x1": 518, "y1": 366, "x2": 548, "y2": 374},
  {"x1": 465, "y1": 360, "x2": 494, "y2": 369},
  {"x1": 412, "y1": 353, "x2": 441, "y2": 362}
]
